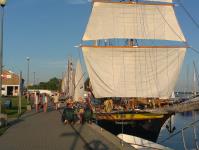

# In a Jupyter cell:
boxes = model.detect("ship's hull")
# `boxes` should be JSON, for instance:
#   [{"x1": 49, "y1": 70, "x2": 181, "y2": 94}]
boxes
[{"x1": 94, "y1": 111, "x2": 171, "y2": 142}]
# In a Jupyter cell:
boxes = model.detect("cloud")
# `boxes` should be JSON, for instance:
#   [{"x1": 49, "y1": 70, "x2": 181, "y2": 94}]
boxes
[{"x1": 65, "y1": 0, "x2": 92, "y2": 4}]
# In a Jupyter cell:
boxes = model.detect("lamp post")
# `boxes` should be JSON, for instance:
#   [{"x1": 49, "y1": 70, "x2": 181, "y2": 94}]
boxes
[
  {"x1": 0, "y1": 0, "x2": 6, "y2": 114},
  {"x1": 26, "y1": 57, "x2": 30, "y2": 103},
  {"x1": 33, "y1": 72, "x2": 35, "y2": 85},
  {"x1": 26, "y1": 57, "x2": 30, "y2": 87},
  {"x1": 18, "y1": 71, "x2": 22, "y2": 115}
]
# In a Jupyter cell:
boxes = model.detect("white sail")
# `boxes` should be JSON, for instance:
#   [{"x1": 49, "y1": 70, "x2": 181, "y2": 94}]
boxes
[
  {"x1": 61, "y1": 60, "x2": 75, "y2": 97},
  {"x1": 83, "y1": 2, "x2": 185, "y2": 41},
  {"x1": 69, "y1": 64, "x2": 75, "y2": 98},
  {"x1": 74, "y1": 61, "x2": 84, "y2": 102},
  {"x1": 82, "y1": 47, "x2": 186, "y2": 99},
  {"x1": 171, "y1": 91, "x2": 175, "y2": 99},
  {"x1": 61, "y1": 71, "x2": 68, "y2": 93}
]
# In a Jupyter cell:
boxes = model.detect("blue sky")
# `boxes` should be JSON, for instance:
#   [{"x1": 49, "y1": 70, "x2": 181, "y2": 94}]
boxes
[{"x1": 2, "y1": 0, "x2": 199, "y2": 90}]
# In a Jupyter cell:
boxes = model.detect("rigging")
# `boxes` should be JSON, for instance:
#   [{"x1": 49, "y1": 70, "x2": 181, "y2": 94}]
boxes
[{"x1": 177, "y1": 0, "x2": 199, "y2": 30}]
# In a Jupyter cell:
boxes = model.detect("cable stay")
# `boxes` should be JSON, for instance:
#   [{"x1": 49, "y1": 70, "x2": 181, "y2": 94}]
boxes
[
  {"x1": 189, "y1": 47, "x2": 199, "y2": 55},
  {"x1": 177, "y1": 0, "x2": 199, "y2": 30},
  {"x1": 159, "y1": 119, "x2": 199, "y2": 143}
]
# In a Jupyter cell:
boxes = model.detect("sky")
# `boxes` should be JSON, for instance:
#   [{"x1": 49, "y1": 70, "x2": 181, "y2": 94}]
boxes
[{"x1": 2, "y1": 0, "x2": 199, "y2": 91}]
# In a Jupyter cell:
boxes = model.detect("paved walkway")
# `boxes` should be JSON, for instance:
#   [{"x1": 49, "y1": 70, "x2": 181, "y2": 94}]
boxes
[{"x1": 0, "y1": 108, "x2": 132, "y2": 150}]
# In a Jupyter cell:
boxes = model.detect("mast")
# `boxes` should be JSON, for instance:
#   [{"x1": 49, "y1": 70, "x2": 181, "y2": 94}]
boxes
[
  {"x1": 193, "y1": 61, "x2": 199, "y2": 97},
  {"x1": 67, "y1": 59, "x2": 70, "y2": 96}
]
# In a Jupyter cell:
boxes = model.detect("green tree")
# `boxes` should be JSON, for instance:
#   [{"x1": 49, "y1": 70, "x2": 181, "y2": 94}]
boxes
[{"x1": 29, "y1": 77, "x2": 61, "y2": 91}]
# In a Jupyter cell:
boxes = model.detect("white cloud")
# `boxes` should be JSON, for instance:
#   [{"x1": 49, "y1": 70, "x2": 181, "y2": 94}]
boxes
[{"x1": 65, "y1": 0, "x2": 91, "y2": 4}]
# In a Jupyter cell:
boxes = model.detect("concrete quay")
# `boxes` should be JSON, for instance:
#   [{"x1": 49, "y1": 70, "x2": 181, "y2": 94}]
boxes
[{"x1": 0, "y1": 109, "x2": 133, "y2": 150}]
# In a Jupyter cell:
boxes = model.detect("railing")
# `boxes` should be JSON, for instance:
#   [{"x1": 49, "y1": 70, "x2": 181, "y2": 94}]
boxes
[{"x1": 160, "y1": 115, "x2": 199, "y2": 150}]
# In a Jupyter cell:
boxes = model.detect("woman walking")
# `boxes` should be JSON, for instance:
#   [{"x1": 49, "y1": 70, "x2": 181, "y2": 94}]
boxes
[
  {"x1": 42, "y1": 93, "x2": 48, "y2": 112},
  {"x1": 54, "y1": 93, "x2": 59, "y2": 110},
  {"x1": 35, "y1": 92, "x2": 39, "y2": 112}
]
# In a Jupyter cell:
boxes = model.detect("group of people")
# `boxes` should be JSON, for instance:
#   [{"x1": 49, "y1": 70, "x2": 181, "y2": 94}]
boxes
[
  {"x1": 29, "y1": 92, "x2": 50, "y2": 113},
  {"x1": 62, "y1": 97, "x2": 93, "y2": 124},
  {"x1": 28, "y1": 91, "x2": 93, "y2": 124}
]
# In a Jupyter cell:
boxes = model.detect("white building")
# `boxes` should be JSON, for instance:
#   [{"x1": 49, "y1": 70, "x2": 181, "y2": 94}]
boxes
[{"x1": 1, "y1": 70, "x2": 24, "y2": 96}]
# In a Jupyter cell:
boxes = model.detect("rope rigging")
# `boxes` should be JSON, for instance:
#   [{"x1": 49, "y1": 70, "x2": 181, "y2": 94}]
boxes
[
  {"x1": 189, "y1": 46, "x2": 199, "y2": 55},
  {"x1": 177, "y1": 0, "x2": 199, "y2": 30},
  {"x1": 159, "y1": 118, "x2": 199, "y2": 143}
]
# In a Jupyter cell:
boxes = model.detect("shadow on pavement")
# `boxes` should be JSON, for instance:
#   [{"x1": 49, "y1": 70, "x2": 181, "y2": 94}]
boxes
[
  {"x1": 60, "y1": 124, "x2": 110, "y2": 150},
  {"x1": 60, "y1": 124, "x2": 92, "y2": 150},
  {"x1": 84, "y1": 140, "x2": 109, "y2": 150}
]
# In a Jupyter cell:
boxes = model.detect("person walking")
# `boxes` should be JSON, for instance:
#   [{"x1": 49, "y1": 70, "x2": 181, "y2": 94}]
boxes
[
  {"x1": 54, "y1": 93, "x2": 59, "y2": 110},
  {"x1": 35, "y1": 92, "x2": 39, "y2": 112},
  {"x1": 42, "y1": 94, "x2": 48, "y2": 112}
]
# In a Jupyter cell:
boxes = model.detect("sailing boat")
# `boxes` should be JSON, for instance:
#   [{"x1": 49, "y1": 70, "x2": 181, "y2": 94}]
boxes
[
  {"x1": 74, "y1": 60, "x2": 85, "y2": 102},
  {"x1": 61, "y1": 59, "x2": 75, "y2": 99},
  {"x1": 81, "y1": 0, "x2": 187, "y2": 141},
  {"x1": 61, "y1": 59, "x2": 87, "y2": 123}
]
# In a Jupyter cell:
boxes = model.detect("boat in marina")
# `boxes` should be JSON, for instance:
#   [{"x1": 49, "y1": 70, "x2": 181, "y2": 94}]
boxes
[
  {"x1": 118, "y1": 133, "x2": 173, "y2": 150},
  {"x1": 80, "y1": 0, "x2": 187, "y2": 142},
  {"x1": 61, "y1": 59, "x2": 91, "y2": 123},
  {"x1": 61, "y1": 58, "x2": 75, "y2": 100},
  {"x1": 60, "y1": 59, "x2": 85, "y2": 103}
]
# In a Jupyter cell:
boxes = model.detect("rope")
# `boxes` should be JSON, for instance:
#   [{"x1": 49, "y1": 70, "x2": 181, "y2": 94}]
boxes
[
  {"x1": 190, "y1": 47, "x2": 199, "y2": 55},
  {"x1": 140, "y1": 5, "x2": 155, "y2": 97},
  {"x1": 177, "y1": 0, "x2": 199, "y2": 30},
  {"x1": 156, "y1": 6, "x2": 185, "y2": 42},
  {"x1": 159, "y1": 119, "x2": 199, "y2": 143}
]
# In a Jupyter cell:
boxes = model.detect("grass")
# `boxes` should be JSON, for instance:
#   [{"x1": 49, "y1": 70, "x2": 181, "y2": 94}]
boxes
[
  {"x1": 0, "y1": 96, "x2": 27, "y2": 118},
  {"x1": 0, "y1": 96, "x2": 28, "y2": 136}
]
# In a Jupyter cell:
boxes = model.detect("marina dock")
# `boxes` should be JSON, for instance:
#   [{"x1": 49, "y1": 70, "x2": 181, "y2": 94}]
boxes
[
  {"x1": 146, "y1": 97, "x2": 199, "y2": 114},
  {"x1": 0, "y1": 109, "x2": 133, "y2": 150}
]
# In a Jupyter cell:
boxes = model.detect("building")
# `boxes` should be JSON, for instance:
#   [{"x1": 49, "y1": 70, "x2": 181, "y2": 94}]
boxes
[{"x1": 1, "y1": 70, "x2": 24, "y2": 96}]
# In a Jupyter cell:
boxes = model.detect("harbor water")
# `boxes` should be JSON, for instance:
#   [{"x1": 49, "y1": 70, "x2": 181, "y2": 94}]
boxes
[{"x1": 157, "y1": 111, "x2": 199, "y2": 150}]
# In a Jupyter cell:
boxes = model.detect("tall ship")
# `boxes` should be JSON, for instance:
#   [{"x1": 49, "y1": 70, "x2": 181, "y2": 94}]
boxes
[
  {"x1": 61, "y1": 59, "x2": 85, "y2": 101},
  {"x1": 80, "y1": 0, "x2": 187, "y2": 142},
  {"x1": 61, "y1": 58, "x2": 75, "y2": 99}
]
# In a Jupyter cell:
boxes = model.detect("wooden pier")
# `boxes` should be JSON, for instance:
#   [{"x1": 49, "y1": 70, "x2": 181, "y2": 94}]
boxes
[{"x1": 146, "y1": 97, "x2": 199, "y2": 114}]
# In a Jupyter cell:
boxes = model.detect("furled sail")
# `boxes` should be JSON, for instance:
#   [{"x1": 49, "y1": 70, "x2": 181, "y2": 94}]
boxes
[
  {"x1": 144, "y1": 0, "x2": 173, "y2": 3},
  {"x1": 74, "y1": 61, "x2": 84, "y2": 102},
  {"x1": 83, "y1": 2, "x2": 185, "y2": 41},
  {"x1": 61, "y1": 71, "x2": 68, "y2": 93},
  {"x1": 61, "y1": 60, "x2": 75, "y2": 97},
  {"x1": 82, "y1": 46, "x2": 186, "y2": 99},
  {"x1": 68, "y1": 64, "x2": 75, "y2": 98}
]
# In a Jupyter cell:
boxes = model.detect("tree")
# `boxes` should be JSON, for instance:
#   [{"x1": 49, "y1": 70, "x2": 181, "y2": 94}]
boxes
[{"x1": 28, "y1": 77, "x2": 61, "y2": 91}]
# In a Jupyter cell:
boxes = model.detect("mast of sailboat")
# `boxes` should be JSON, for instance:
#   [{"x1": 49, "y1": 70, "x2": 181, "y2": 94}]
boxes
[
  {"x1": 67, "y1": 59, "x2": 70, "y2": 97},
  {"x1": 186, "y1": 64, "x2": 189, "y2": 98},
  {"x1": 193, "y1": 61, "x2": 199, "y2": 97}
]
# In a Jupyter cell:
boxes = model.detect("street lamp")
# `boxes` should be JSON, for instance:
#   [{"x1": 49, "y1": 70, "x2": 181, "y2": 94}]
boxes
[
  {"x1": 26, "y1": 57, "x2": 30, "y2": 103},
  {"x1": 33, "y1": 72, "x2": 35, "y2": 85},
  {"x1": 18, "y1": 71, "x2": 22, "y2": 115},
  {"x1": 0, "y1": 0, "x2": 7, "y2": 114},
  {"x1": 26, "y1": 57, "x2": 30, "y2": 88}
]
